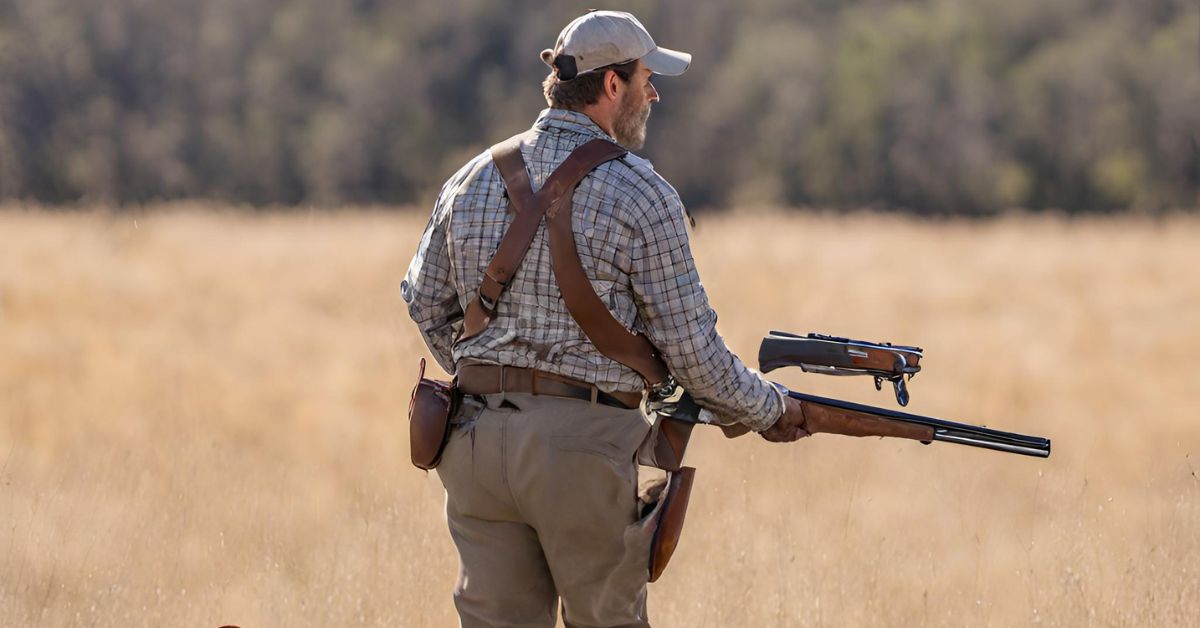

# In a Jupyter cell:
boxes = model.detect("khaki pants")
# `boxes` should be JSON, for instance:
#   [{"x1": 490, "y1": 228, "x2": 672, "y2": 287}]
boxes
[{"x1": 435, "y1": 392, "x2": 659, "y2": 628}]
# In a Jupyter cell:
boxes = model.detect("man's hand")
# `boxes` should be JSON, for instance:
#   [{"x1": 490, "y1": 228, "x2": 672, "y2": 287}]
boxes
[{"x1": 759, "y1": 396, "x2": 810, "y2": 443}]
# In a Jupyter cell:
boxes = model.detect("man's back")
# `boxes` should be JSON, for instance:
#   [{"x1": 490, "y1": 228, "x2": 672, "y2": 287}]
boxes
[
  {"x1": 439, "y1": 109, "x2": 662, "y2": 391},
  {"x1": 405, "y1": 107, "x2": 784, "y2": 426}
]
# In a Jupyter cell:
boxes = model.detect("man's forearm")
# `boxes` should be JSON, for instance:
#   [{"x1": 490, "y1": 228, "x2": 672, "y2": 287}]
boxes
[{"x1": 655, "y1": 314, "x2": 785, "y2": 431}]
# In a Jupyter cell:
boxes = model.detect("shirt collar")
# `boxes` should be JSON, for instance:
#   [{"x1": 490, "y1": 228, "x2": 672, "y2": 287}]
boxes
[{"x1": 533, "y1": 108, "x2": 619, "y2": 144}]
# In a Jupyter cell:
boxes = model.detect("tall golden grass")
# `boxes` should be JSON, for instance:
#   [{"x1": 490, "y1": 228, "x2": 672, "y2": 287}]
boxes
[{"x1": 1, "y1": 206, "x2": 1197, "y2": 627}]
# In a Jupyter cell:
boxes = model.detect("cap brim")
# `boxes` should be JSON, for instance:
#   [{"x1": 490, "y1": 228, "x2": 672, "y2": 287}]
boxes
[{"x1": 642, "y1": 47, "x2": 691, "y2": 76}]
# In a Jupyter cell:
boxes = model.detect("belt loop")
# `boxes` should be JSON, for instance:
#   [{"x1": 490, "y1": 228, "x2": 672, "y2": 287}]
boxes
[
  {"x1": 498, "y1": 364, "x2": 507, "y2": 393},
  {"x1": 589, "y1": 386, "x2": 598, "y2": 405},
  {"x1": 531, "y1": 369, "x2": 538, "y2": 396}
]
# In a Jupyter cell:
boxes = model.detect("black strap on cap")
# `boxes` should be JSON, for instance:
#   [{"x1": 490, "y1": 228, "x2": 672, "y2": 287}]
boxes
[{"x1": 553, "y1": 54, "x2": 578, "y2": 80}]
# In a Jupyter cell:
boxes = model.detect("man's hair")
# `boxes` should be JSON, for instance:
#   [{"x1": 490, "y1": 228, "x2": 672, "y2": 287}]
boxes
[{"x1": 543, "y1": 60, "x2": 637, "y2": 111}]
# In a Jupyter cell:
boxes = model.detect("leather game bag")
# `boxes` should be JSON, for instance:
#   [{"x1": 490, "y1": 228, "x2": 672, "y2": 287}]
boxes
[{"x1": 408, "y1": 358, "x2": 457, "y2": 470}]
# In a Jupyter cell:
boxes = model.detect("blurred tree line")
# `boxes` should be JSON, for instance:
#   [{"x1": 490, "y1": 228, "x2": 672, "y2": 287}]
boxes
[{"x1": 0, "y1": 0, "x2": 1196, "y2": 213}]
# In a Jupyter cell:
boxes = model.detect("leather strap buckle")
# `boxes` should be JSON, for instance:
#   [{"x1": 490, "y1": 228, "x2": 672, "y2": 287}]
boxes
[{"x1": 479, "y1": 292, "x2": 498, "y2": 314}]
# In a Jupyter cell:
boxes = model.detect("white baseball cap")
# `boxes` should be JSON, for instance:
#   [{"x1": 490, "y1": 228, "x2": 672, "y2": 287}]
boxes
[{"x1": 541, "y1": 10, "x2": 691, "y2": 80}]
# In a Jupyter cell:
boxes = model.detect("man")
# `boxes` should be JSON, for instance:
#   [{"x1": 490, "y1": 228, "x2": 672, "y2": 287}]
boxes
[{"x1": 403, "y1": 10, "x2": 809, "y2": 628}]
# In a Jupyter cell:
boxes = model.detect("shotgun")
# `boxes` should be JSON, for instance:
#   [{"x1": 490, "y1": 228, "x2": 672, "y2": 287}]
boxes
[{"x1": 649, "y1": 332, "x2": 1051, "y2": 458}]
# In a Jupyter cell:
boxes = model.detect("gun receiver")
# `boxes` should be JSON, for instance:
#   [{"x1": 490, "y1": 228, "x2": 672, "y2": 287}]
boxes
[{"x1": 759, "y1": 331, "x2": 922, "y2": 405}]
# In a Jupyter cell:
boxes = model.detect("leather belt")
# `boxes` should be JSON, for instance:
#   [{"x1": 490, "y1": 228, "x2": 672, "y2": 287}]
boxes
[{"x1": 456, "y1": 364, "x2": 643, "y2": 410}]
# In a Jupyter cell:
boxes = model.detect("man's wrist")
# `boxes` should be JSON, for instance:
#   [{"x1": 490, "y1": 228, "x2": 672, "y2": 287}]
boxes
[{"x1": 749, "y1": 383, "x2": 788, "y2": 433}]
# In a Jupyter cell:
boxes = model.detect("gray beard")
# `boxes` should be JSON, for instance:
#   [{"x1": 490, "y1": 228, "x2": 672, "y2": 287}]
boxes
[{"x1": 613, "y1": 95, "x2": 650, "y2": 151}]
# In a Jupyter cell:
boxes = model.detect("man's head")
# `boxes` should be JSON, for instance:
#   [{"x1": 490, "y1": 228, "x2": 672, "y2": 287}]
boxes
[{"x1": 540, "y1": 10, "x2": 691, "y2": 150}]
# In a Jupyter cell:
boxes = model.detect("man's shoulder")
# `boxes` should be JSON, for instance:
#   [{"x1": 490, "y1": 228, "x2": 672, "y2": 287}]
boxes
[
  {"x1": 596, "y1": 152, "x2": 682, "y2": 217},
  {"x1": 447, "y1": 150, "x2": 494, "y2": 189},
  {"x1": 435, "y1": 149, "x2": 495, "y2": 207}
]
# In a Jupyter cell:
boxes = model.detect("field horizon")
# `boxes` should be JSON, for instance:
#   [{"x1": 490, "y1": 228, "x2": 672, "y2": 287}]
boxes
[{"x1": 2, "y1": 206, "x2": 1197, "y2": 626}]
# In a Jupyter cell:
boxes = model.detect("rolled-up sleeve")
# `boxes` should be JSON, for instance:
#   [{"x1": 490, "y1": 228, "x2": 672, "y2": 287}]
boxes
[
  {"x1": 402, "y1": 188, "x2": 463, "y2": 374},
  {"x1": 626, "y1": 173, "x2": 784, "y2": 431}
]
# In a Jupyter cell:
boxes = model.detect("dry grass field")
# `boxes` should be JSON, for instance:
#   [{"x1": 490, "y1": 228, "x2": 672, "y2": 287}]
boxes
[{"x1": 1, "y1": 206, "x2": 1198, "y2": 627}]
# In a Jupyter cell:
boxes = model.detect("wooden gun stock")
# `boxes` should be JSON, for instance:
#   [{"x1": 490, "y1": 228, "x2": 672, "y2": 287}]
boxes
[
  {"x1": 716, "y1": 402, "x2": 932, "y2": 442},
  {"x1": 799, "y1": 400, "x2": 934, "y2": 441}
]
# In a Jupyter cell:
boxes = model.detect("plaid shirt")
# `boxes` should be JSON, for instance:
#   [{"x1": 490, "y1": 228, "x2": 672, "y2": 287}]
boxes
[{"x1": 402, "y1": 109, "x2": 783, "y2": 430}]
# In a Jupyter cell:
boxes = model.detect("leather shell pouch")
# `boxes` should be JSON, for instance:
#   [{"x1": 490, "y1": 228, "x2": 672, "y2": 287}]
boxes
[{"x1": 408, "y1": 358, "x2": 457, "y2": 470}]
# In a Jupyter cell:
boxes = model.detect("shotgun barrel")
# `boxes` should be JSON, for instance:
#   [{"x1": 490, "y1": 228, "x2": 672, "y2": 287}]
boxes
[{"x1": 785, "y1": 388, "x2": 1051, "y2": 458}]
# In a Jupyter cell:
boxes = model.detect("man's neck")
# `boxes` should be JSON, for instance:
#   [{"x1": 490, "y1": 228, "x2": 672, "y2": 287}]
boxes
[{"x1": 577, "y1": 105, "x2": 616, "y2": 138}]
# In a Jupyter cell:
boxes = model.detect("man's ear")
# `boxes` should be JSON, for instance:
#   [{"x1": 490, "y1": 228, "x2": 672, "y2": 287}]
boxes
[{"x1": 604, "y1": 70, "x2": 622, "y2": 102}]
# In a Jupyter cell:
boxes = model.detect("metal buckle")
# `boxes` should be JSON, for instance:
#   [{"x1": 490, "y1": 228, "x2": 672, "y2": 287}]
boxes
[
  {"x1": 647, "y1": 376, "x2": 677, "y2": 403},
  {"x1": 479, "y1": 292, "x2": 497, "y2": 314}
]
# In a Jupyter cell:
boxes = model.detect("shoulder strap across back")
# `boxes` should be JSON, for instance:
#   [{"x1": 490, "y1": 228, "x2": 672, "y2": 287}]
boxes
[{"x1": 458, "y1": 132, "x2": 671, "y2": 389}]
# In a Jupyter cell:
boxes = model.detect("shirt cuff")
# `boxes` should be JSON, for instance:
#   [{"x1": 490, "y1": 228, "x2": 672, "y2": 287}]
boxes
[
  {"x1": 745, "y1": 383, "x2": 787, "y2": 433},
  {"x1": 709, "y1": 381, "x2": 783, "y2": 433}
]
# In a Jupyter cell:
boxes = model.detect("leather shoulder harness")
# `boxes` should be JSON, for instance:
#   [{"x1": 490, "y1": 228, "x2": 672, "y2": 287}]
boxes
[{"x1": 458, "y1": 132, "x2": 671, "y2": 389}]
